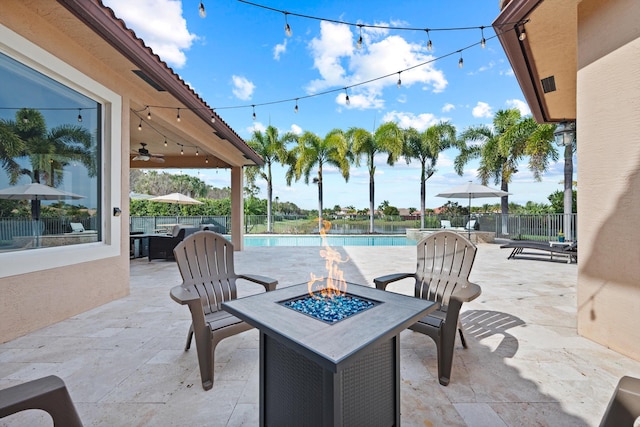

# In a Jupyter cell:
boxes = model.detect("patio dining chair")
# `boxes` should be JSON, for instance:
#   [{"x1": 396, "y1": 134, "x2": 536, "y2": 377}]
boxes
[
  {"x1": 170, "y1": 231, "x2": 278, "y2": 390},
  {"x1": 374, "y1": 231, "x2": 481, "y2": 386}
]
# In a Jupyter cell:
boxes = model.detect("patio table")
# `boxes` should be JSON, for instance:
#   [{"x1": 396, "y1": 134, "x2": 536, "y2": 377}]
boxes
[{"x1": 223, "y1": 281, "x2": 437, "y2": 427}]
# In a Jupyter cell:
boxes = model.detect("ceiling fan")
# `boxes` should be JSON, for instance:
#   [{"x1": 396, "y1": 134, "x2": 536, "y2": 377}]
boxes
[{"x1": 132, "y1": 143, "x2": 165, "y2": 163}]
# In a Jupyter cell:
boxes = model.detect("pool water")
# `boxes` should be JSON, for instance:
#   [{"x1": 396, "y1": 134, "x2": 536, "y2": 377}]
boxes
[{"x1": 244, "y1": 235, "x2": 414, "y2": 247}]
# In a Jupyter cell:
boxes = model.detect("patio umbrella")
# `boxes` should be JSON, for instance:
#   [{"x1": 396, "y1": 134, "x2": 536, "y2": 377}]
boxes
[
  {"x1": 0, "y1": 182, "x2": 85, "y2": 220},
  {"x1": 436, "y1": 181, "x2": 510, "y2": 238},
  {"x1": 0, "y1": 182, "x2": 85, "y2": 247},
  {"x1": 148, "y1": 193, "x2": 203, "y2": 205}
]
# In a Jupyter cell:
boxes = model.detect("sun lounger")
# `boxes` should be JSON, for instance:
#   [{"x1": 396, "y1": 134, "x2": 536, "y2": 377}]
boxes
[{"x1": 500, "y1": 240, "x2": 577, "y2": 263}]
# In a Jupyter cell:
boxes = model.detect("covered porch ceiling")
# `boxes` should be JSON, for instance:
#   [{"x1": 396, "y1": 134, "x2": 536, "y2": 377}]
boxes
[
  {"x1": 52, "y1": 0, "x2": 262, "y2": 170},
  {"x1": 493, "y1": 0, "x2": 578, "y2": 124}
]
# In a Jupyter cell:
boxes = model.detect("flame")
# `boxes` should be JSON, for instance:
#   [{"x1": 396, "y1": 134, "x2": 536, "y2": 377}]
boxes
[{"x1": 308, "y1": 220, "x2": 349, "y2": 298}]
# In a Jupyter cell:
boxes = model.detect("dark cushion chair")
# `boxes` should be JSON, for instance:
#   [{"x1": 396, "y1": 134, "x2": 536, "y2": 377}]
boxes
[{"x1": 148, "y1": 225, "x2": 198, "y2": 261}]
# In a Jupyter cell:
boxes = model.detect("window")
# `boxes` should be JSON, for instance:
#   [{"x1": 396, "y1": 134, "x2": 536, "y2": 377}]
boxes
[{"x1": 0, "y1": 24, "x2": 121, "y2": 277}]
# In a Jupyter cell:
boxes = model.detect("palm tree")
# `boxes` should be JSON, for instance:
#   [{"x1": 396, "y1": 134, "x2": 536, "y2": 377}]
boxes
[
  {"x1": 0, "y1": 108, "x2": 95, "y2": 218},
  {"x1": 403, "y1": 122, "x2": 458, "y2": 228},
  {"x1": 454, "y1": 108, "x2": 557, "y2": 233},
  {"x1": 287, "y1": 129, "x2": 350, "y2": 232},
  {"x1": 346, "y1": 122, "x2": 404, "y2": 233},
  {"x1": 247, "y1": 125, "x2": 297, "y2": 232}
]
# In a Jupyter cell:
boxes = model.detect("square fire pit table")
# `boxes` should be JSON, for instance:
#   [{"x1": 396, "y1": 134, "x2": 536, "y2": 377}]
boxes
[{"x1": 222, "y1": 281, "x2": 438, "y2": 427}]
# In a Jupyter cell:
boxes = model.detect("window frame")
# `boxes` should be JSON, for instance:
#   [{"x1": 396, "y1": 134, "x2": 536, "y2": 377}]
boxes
[{"x1": 0, "y1": 24, "x2": 122, "y2": 278}]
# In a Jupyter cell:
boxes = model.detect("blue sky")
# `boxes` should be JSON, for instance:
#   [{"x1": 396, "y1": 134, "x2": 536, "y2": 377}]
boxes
[{"x1": 105, "y1": 0, "x2": 576, "y2": 211}]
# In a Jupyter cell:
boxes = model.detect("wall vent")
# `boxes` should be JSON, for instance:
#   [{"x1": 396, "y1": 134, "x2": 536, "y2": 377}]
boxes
[{"x1": 541, "y1": 76, "x2": 556, "y2": 93}]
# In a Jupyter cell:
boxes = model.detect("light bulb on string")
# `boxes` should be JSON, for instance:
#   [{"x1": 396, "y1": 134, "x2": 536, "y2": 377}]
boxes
[
  {"x1": 77, "y1": 109, "x2": 83, "y2": 122},
  {"x1": 518, "y1": 27, "x2": 527, "y2": 41},
  {"x1": 344, "y1": 88, "x2": 350, "y2": 106},
  {"x1": 480, "y1": 26, "x2": 486, "y2": 48},
  {"x1": 425, "y1": 29, "x2": 433, "y2": 51},
  {"x1": 397, "y1": 72, "x2": 402, "y2": 88},
  {"x1": 284, "y1": 12, "x2": 292, "y2": 37},
  {"x1": 164, "y1": 138, "x2": 168, "y2": 147},
  {"x1": 205, "y1": 156, "x2": 209, "y2": 164},
  {"x1": 252, "y1": 105, "x2": 256, "y2": 121},
  {"x1": 198, "y1": 1, "x2": 206, "y2": 18},
  {"x1": 294, "y1": 99, "x2": 299, "y2": 113},
  {"x1": 210, "y1": 109, "x2": 216, "y2": 123},
  {"x1": 196, "y1": 148, "x2": 199, "y2": 156},
  {"x1": 458, "y1": 51, "x2": 464, "y2": 68},
  {"x1": 180, "y1": 145, "x2": 184, "y2": 155},
  {"x1": 176, "y1": 108, "x2": 181, "y2": 122},
  {"x1": 356, "y1": 25, "x2": 363, "y2": 50},
  {"x1": 147, "y1": 107, "x2": 151, "y2": 120},
  {"x1": 138, "y1": 119, "x2": 142, "y2": 131}
]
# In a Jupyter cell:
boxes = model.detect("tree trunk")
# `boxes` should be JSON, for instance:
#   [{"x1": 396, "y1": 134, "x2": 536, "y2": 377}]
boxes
[
  {"x1": 266, "y1": 162, "x2": 273, "y2": 233},
  {"x1": 317, "y1": 170, "x2": 323, "y2": 233},
  {"x1": 369, "y1": 173, "x2": 375, "y2": 233},
  {"x1": 420, "y1": 163, "x2": 426, "y2": 229},
  {"x1": 563, "y1": 144, "x2": 574, "y2": 241}
]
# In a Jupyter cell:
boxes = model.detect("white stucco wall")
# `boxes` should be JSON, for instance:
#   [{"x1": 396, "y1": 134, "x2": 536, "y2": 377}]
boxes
[{"x1": 576, "y1": 0, "x2": 640, "y2": 360}]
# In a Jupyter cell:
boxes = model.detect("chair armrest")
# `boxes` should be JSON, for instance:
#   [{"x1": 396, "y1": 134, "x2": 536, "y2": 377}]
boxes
[
  {"x1": 373, "y1": 273, "x2": 414, "y2": 290},
  {"x1": 451, "y1": 281, "x2": 482, "y2": 303},
  {"x1": 238, "y1": 274, "x2": 278, "y2": 291},
  {"x1": 170, "y1": 285, "x2": 200, "y2": 305}
]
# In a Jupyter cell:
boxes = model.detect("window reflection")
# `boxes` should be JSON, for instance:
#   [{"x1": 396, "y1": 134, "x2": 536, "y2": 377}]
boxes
[{"x1": 0, "y1": 52, "x2": 101, "y2": 251}]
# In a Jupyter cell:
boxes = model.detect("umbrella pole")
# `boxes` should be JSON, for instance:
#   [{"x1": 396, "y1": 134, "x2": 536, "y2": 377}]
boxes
[{"x1": 468, "y1": 195, "x2": 471, "y2": 239}]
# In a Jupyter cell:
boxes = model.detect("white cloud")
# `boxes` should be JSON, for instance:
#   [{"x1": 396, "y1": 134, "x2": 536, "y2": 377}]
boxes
[
  {"x1": 290, "y1": 124, "x2": 303, "y2": 135},
  {"x1": 472, "y1": 102, "x2": 493, "y2": 118},
  {"x1": 306, "y1": 21, "x2": 447, "y2": 110},
  {"x1": 273, "y1": 39, "x2": 287, "y2": 60},
  {"x1": 246, "y1": 121, "x2": 266, "y2": 134},
  {"x1": 442, "y1": 103, "x2": 455, "y2": 113},
  {"x1": 505, "y1": 99, "x2": 531, "y2": 116},
  {"x1": 382, "y1": 111, "x2": 442, "y2": 132},
  {"x1": 103, "y1": 0, "x2": 197, "y2": 69},
  {"x1": 231, "y1": 75, "x2": 255, "y2": 100}
]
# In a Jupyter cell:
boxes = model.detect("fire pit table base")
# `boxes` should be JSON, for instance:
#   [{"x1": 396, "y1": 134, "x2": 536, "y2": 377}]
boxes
[{"x1": 263, "y1": 333, "x2": 396, "y2": 427}]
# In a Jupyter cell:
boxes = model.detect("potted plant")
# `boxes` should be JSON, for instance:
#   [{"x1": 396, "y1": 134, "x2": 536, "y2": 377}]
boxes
[{"x1": 558, "y1": 230, "x2": 565, "y2": 242}]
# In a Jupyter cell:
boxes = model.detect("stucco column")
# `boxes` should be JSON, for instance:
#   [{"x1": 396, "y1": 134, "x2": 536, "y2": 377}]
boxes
[{"x1": 231, "y1": 166, "x2": 244, "y2": 251}]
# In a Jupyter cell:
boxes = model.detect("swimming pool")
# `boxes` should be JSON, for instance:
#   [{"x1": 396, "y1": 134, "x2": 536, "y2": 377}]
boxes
[{"x1": 244, "y1": 235, "x2": 415, "y2": 247}]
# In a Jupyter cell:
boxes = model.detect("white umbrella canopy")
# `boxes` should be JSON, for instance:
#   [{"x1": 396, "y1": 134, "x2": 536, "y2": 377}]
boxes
[
  {"x1": 0, "y1": 182, "x2": 85, "y2": 220},
  {"x1": 0, "y1": 182, "x2": 85, "y2": 200},
  {"x1": 149, "y1": 193, "x2": 203, "y2": 205}
]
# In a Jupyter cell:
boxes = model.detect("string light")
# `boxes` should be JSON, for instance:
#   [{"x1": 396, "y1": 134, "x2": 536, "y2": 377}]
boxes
[
  {"x1": 164, "y1": 138, "x2": 168, "y2": 147},
  {"x1": 480, "y1": 26, "x2": 486, "y2": 48},
  {"x1": 205, "y1": 156, "x2": 209, "y2": 164},
  {"x1": 147, "y1": 106, "x2": 151, "y2": 120},
  {"x1": 356, "y1": 25, "x2": 363, "y2": 50},
  {"x1": 397, "y1": 72, "x2": 402, "y2": 88},
  {"x1": 284, "y1": 12, "x2": 292, "y2": 37},
  {"x1": 138, "y1": 119, "x2": 142, "y2": 131},
  {"x1": 252, "y1": 105, "x2": 256, "y2": 120},
  {"x1": 196, "y1": 148, "x2": 199, "y2": 156},
  {"x1": 198, "y1": 1, "x2": 206, "y2": 18},
  {"x1": 210, "y1": 109, "x2": 216, "y2": 123},
  {"x1": 425, "y1": 29, "x2": 433, "y2": 51},
  {"x1": 294, "y1": 99, "x2": 299, "y2": 113},
  {"x1": 180, "y1": 145, "x2": 184, "y2": 155},
  {"x1": 176, "y1": 108, "x2": 181, "y2": 122},
  {"x1": 344, "y1": 88, "x2": 350, "y2": 106},
  {"x1": 518, "y1": 26, "x2": 527, "y2": 41},
  {"x1": 77, "y1": 108, "x2": 83, "y2": 122},
  {"x1": 458, "y1": 51, "x2": 464, "y2": 68}
]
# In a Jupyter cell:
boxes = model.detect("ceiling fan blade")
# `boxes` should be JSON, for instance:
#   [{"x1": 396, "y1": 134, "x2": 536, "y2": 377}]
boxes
[
  {"x1": 132, "y1": 154, "x2": 150, "y2": 161},
  {"x1": 150, "y1": 156, "x2": 165, "y2": 163}
]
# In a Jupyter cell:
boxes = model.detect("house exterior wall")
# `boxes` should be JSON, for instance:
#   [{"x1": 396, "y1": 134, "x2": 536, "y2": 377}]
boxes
[
  {"x1": 0, "y1": 2, "x2": 129, "y2": 342},
  {"x1": 576, "y1": 0, "x2": 640, "y2": 359}
]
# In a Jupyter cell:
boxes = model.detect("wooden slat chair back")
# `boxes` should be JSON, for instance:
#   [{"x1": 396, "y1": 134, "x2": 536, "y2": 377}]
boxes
[
  {"x1": 170, "y1": 231, "x2": 277, "y2": 390},
  {"x1": 375, "y1": 231, "x2": 481, "y2": 385}
]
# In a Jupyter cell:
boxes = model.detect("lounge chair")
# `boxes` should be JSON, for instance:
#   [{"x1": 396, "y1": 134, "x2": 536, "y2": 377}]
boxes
[
  {"x1": 0, "y1": 375, "x2": 83, "y2": 426},
  {"x1": 374, "y1": 230, "x2": 482, "y2": 386},
  {"x1": 500, "y1": 240, "x2": 577, "y2": 263},
  {"x1": 440, "y1": 220, "x2": 453, "y2": 229},
  {"x1": 170, "y1": 231, "x2": 278, "y2": 390}
]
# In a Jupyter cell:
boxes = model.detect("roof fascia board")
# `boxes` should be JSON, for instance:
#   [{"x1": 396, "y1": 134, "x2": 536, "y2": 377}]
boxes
[{"x1": 57, "y1": 0, "x2": 264, "y2": 165}]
